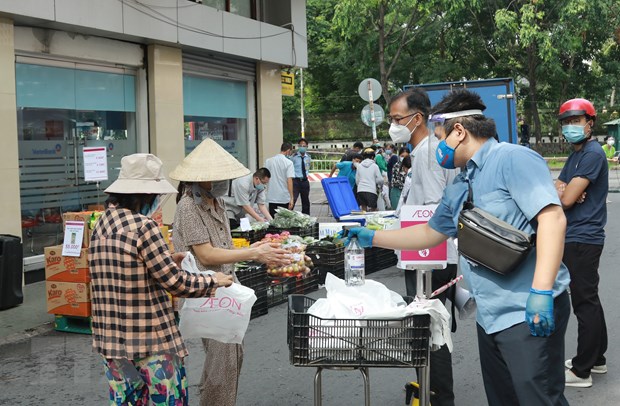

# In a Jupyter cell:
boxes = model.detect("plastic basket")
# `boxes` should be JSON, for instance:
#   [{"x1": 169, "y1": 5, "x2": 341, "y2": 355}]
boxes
[{"x1": 287, "y1": 295, "x2": 430, "y2": 368}]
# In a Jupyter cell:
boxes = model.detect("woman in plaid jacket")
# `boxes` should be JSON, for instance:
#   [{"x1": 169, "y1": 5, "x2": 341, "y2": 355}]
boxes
[{"x1": 89, "y1": 153, "x2": 233, "y2": 406}]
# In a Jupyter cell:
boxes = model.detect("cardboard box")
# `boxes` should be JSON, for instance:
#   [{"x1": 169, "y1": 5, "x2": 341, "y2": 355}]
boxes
[
  {"x1": 44, "y1": 245, "x2": 90, "y2": 283},
  {"x1": 62, "y1": 211, "x2": 102, "y2": 247},
  {"x1": 46, "y1": 281, "x2": 91, "y2": 317}
]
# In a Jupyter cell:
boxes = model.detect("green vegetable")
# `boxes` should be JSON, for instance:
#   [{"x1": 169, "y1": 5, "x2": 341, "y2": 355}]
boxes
[{"x1": 270, "y1": 208, "x2": 317, "y2": 228}]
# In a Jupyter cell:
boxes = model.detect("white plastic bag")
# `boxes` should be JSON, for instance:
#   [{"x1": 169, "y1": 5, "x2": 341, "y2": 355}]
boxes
[{"x1": 178, "y1": 253, "x2": 257, "y2": 344}]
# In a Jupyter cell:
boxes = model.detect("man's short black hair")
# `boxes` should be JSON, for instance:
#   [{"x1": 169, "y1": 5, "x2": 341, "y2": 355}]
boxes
[
  {"x1": 280, "y1": 142, "x2": 293, "y2": 152},
  {"x1": 401, "y1": 156, "x2": 412, "y2": 169},
  {"x1": 254, "y1": 167, "x2": 271, "y2": 179},
  {"x1": 390, "y1": 88, "x2": 431, "y2": 119},
  {"x1": 398, "y1": 147, "x2": 409, "y2": 155},
  {"x1": 352, "y1": 153, "x2": 363, "y2": 161},
  {"x1": 298, "y1": 138, "x2": 309, "y2": 146},
  {"x1": 431, "y1": 89, "x2": 496, "y2": 140},
  {"x1": 353, "y1": 141, "x2": 364, "y2": 149}
]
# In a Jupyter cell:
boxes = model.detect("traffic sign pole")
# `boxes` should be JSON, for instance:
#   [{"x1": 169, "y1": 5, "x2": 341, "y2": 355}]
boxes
[{"x1": 368, "y1": 80, "x2": 377, "y2": 139}]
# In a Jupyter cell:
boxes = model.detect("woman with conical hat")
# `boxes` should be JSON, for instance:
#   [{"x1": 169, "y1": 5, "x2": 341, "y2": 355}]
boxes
[
  {"x1": 89, "y1": 153, "x2": 233, "y2": 405},
  {"x1": 170, "y1": 139, "x2": 290, "y2": 406}
]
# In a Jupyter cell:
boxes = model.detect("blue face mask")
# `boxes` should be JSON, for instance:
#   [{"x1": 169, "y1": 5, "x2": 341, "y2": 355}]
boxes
[
  {"x1": 298, "y1": 146, "x2": 307, "y2": 154},
  {"x1": 436, "y1": 137, "x2": 458, "y2": 169},
  {"x1": 255, "y1": 182, "x2": 266, "y2": 191},
  {"x1": 562, "y1": 125, "x2": 587, "y2": 144},
  {"x1": 385, "y1": 149, "x2": 393, "y2": 155}
]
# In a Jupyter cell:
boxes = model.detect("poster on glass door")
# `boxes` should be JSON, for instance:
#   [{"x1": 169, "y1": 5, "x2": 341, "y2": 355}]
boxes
[{"x1": 83, "y1": 146, "x2": 108, "y2": 182}]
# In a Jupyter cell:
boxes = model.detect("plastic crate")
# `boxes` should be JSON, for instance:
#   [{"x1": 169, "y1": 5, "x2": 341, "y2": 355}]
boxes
[
  {"x1": 54, "y1": 315, "x2": 92, "y2": 335},
  {"x1": 267, "y1": 270, "x2": 318, "y2": 307},
  {"x1": 305, "y1": 244, "x2": 345, "y2": 268},
  {"x1": 251, "y1": 288, "x2": 269, "y2": 320},
  {"x1": 287, "y1": 295, "x2": 430, "y2": 368},
  {"x1": 230, "y1": 228, "x2": 268, "y2": 244},
  {"x1": 235, "y1": 263, "x2": 267, "y2": 291},
  {"x1": 320, "y1": 177, "x2": 360, "y2": 219},
  {"x1": 267, "y1": 223, "x2": 319, "y2": 239}
]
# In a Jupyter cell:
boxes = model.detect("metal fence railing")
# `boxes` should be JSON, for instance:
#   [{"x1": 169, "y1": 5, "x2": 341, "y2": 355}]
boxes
[{"x1": 310, "y1": 160, "x2": 338, "y2": 172}]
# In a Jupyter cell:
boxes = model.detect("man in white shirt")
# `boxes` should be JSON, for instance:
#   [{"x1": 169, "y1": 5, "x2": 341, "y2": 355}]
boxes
[
  {"x1": 264, "y1": 142, "x2": 295, "y2": 217},
  {"x1": 387, "y1": 88, "x2": 459, "y2": 406},
  {"x1": 223, "y1": 167, "x2": 272, "y2": 229}
]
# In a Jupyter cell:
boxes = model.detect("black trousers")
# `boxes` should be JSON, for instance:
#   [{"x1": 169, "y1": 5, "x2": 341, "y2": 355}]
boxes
[
  {"x1": 292, "y1": 178, "x2": 310, "y2": 215},
  {"x1": 477, "y1": 292, "x2": 570, "y2": 406},
  {"x1": 405, "y1": 265, "x2": 457, "y2": 406},
  {"x1": 269, "y1": 202, "x2": 289, "y2": 218},
  {"x1": 563, "y1": 242, "x2": 608, "y2": 377}
]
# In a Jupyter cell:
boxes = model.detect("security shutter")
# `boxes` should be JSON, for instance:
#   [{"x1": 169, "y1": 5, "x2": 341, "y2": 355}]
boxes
[{"x1": 183, "y1": 52, "x2": 256, "y2": 81}]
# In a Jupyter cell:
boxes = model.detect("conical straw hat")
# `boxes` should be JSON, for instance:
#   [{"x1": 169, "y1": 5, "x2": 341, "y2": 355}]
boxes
[{"x1": 169, "y1": 138, "x2": 251, "y2": 182}]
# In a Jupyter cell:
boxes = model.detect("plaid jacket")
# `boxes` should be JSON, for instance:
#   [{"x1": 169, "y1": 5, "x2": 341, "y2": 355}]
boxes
[{"x1": 89, "y1": 208, "x2": 215, "y2": 359}]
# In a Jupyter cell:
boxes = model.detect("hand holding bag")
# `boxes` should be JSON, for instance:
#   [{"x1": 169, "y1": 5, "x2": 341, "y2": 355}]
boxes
[
  {"x1": 178, "y1": 253, "x2": 257, "y2": 343},
  {"x1": 457, "y1": 181, "x2": 535, "y2": 275}
]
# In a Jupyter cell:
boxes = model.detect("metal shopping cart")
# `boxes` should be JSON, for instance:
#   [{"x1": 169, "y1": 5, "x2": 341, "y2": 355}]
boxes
[{"x1": 287, "y1": 294, "x2": 432, "y2": 406}]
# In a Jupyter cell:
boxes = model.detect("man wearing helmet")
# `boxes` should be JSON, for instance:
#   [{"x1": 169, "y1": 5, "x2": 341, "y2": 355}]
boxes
[{"x1": 556, "y1": 98, "x2": 608, "y2": 388}]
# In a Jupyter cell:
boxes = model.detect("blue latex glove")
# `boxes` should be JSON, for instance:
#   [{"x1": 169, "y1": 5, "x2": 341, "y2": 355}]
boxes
[
  {"x1": 338, "y1": 227, "x2": 376, "y2": 248},
  {"x1": 525, "y1": 288, "x2": 554, "y2": 337}
]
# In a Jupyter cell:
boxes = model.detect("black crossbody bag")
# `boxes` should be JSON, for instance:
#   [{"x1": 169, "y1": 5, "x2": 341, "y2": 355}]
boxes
[{"x1": 457, "y1": 181, "x2": 535, "y2": 275}]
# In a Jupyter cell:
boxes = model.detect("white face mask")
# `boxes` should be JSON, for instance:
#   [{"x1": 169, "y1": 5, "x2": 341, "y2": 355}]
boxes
[
  {"x1": 388, "y1": 114, "x2": 419, "y2": 144},
  {"x1": 607, "y1": 139, "x2": 615, "y2": 146}
]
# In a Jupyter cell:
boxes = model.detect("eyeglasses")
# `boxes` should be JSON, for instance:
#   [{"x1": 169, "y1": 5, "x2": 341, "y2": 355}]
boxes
[{"x1": 387, "y1": 112, "x2": 418, "y2": 125}]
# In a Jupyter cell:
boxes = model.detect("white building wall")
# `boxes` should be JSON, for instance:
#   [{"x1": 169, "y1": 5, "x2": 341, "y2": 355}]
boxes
[{"x1": 0, "y1": 0, "x2": 307, "y2": 67}]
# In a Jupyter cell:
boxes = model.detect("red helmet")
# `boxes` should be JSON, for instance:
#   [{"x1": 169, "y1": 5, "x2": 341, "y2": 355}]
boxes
[{"x1": 558, "y1": 98, "x2": 596, "y2": 121}]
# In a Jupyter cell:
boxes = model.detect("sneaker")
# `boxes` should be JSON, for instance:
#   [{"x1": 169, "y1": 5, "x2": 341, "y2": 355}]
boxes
[
  {"x1": 565, "y1": 369, "x2": 592, "y2": 388},
  {"x1": 565, "y1": 359, "x2": 607, "y2": 374}
]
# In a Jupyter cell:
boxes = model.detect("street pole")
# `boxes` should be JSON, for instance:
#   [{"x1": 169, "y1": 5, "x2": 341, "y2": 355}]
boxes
[
  {"x1": 368, "y1": 80, "x2": 377, "y2": 140},
  {"x1": 300, "y1": 68, "x2": 305, "y2": 139}
]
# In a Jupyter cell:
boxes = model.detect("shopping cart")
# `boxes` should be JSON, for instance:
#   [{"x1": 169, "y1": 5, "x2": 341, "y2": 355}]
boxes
[{"x1": 287, "y1": 294, "x2": 431, "y2": 406}]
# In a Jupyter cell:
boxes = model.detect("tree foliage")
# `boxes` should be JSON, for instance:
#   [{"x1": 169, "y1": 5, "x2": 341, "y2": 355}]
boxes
[{"x1": 287, "y1": 0, "x2": 620, "y2": 142}]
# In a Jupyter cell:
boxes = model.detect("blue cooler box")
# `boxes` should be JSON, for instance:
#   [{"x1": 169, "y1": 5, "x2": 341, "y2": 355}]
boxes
[{"x1": 321, "y1": 178, "x2": 360, "y2": 221}]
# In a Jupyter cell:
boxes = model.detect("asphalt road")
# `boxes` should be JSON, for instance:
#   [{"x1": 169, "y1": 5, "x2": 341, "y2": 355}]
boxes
[{"x1": 1, "y1": 184, "x2": 620, "y2": 405}]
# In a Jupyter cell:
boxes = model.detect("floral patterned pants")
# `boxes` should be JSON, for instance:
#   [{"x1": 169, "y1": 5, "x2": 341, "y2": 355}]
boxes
[{"x1": 103, "y1": 353, "x2": 188, "y2": 406}]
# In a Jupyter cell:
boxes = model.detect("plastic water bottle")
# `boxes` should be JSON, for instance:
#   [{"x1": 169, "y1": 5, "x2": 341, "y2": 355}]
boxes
[{"x1": 345, "y1": 235, "x2": 365, "y2": 286}]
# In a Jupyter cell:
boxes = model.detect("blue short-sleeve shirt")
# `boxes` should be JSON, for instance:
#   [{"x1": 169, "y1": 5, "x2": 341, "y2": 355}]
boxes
[
  {"x1": 429, "y1": 138, "x2": 571, "y2": 334},
  {"x1": 336, "y1": 161, "x2": 357, "y2": 188}
]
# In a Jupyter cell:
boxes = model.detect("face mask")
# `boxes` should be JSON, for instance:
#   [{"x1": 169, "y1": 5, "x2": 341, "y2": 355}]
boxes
[
  {"x1": 385, "y1": 149, "x2": 393, "y2": 155},
  {"x1": 204, "y1": 180, "x2": 229, "y2": 199},
  {"x1": 607, "y1": 139, "x2": 615, "y2": 146},
  {"x1": 435, "y1": 132, "x2": 460, "y2": 169},
  {"x1": 389, "y1": 114, "x2": 419, "y2": 144},
  {"x1": 353, "y1": 162, "x2": 359, "y2": 168},
  {"x1": 399, "y1": 156, "x2": 404, "y2": 162},
  {"x1": 255, "y1": 181, "x2": 266, "y2": 191},
  {"x1": 298, "y1": 146, "x2": 307, "y2": 154},
  {"x1": 562, "y1": 125, "x2": 587, "y2": 144},
  {"x1": 140, "y1": 195, "x2": 161, "y2": 217}
]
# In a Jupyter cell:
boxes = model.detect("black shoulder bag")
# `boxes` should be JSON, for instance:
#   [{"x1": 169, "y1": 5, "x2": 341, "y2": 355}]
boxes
[{"x1": 457, "y1": 181, "x2": 535, "y2": 275}]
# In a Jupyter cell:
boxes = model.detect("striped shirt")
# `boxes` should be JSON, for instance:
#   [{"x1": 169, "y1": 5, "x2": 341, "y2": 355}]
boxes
[{"x1": 89, "y1": 208, "x2": 216, "y2": 359}]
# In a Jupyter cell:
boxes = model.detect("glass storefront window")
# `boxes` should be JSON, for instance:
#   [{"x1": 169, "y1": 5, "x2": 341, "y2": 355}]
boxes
[
  {"x1": 230, "y1": 0, "x2": 252, "y2": 18},
  {"x1": 15, "y1": 63, "x2": 137, "y2": 257},
  {"x1": 183, "y1": 75, "x2": 249, "y2": 165}
]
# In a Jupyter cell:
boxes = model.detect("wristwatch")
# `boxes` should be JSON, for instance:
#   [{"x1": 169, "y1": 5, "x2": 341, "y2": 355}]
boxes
[{"x1": 210, "y1": 274, "x2": 218, "y2": 288}]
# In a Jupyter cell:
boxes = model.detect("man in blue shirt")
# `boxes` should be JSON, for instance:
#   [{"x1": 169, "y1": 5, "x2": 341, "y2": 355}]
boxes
[
  {"x1": 290, "y1": 138, "x2": 312, "y2": 215},
  {"x1": 335, "y1": 153, "x2": 362, "y2": 188},
  {"x1": 345, "y1": 90, "x2": 570, "y2": 405},
  {"x1": 556, "y1": 98, "x2": 608, "y2": 388}
]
